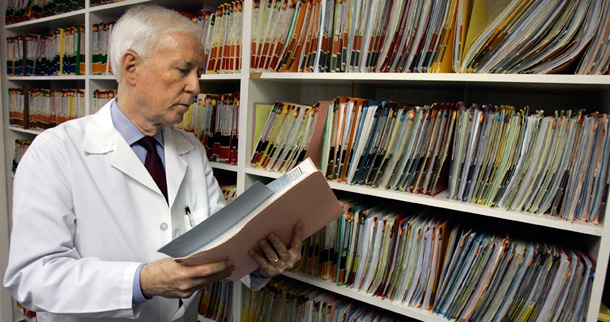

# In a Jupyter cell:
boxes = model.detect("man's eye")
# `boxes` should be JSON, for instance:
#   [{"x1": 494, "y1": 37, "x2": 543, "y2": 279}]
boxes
[{"x1": 176, "y1": 68, "x2": 188, "y2": 74}]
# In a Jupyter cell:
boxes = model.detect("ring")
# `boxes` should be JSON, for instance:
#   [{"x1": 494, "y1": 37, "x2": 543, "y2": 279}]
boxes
[{"x1": 273, "y1": 258, "x2": 280, "y2": 264}]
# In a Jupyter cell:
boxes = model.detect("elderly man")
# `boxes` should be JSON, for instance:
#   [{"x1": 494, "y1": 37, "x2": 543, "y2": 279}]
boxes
[{"x1": 4, "y1": 5, "x2": 302, "y2": 321}]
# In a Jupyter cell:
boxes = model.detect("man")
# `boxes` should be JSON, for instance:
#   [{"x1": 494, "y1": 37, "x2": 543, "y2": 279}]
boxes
[{"x1": 4, "y1": 5, "x2": 302, "y2": 321}]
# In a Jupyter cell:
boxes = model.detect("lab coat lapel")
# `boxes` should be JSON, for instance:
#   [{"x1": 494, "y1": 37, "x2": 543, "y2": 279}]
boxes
[
  {"x1": 111, "y1": 137, "x2": 160, "y2": 194},
  {"x1": 164, "y1": 128, "x2": 194, "y2": 207},
  {"x1": 83, "y1": 100, "x2": 166, "y2": 197}
]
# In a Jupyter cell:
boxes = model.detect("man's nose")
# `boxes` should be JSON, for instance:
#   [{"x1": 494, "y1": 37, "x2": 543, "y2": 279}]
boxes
[{"x1": 185, "y1": 71, "x2": 200, "y2": 94}]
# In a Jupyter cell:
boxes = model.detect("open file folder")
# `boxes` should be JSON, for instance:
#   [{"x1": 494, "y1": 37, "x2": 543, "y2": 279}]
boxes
[{"x1": 159, "y1": 158, "x2": 344, "y2": 281}]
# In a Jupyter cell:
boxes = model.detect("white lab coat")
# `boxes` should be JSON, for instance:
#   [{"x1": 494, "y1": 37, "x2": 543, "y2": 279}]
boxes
[{"x1": 4, "y1": 100, "x2": 265, "y2": 321}]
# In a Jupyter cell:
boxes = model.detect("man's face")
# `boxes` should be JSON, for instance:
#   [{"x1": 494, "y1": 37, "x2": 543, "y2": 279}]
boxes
[{"x1": 133, "y1": 32, "x2": 204, "y2": 128}]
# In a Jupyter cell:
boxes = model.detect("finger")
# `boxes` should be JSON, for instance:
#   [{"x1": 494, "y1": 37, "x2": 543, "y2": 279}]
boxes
[
  {"x1": 249, "y1": 249, "x2": 277, "y2": 277},
  {"x1": 291, "y1": 222, "x2": 304, "y2": 249},
  {"x1": 188, "y1": 259, "x2": 233, "y2": 278},
  {"x1": 191, "y1": 265, "x2": 234, "y2": 285},
  {"x1": 268, "y1": 234, "x2": 290, "y2": 260},
  {"x1": 141, "y1": 259, "x2": 234, "y2": 299},
  {"x1": 248, "y1": 249, "x2": 270, "y2": 267},
  {"x1": 178, "y1": 268, "x2": 234, "y2": 297},
  {"x1": 249, "y1": 249, "x2": 281, "y2": 278},
  {"x1": 258, "y1": 238, "x2": 279, "y2": 263}
]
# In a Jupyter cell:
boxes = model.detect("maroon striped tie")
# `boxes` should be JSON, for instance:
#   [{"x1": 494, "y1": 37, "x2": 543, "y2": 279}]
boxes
[{"x1": 137, "y1": 136, "x2": 168, "y2": 202}]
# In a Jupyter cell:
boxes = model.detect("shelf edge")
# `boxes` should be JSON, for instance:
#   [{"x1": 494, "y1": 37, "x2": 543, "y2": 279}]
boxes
[
  {"x1": 242, "y1": 167, "x2": 603, "y2": 236},
  {"x1": 8, "y1": 126, "x2": 42, "y2": 135},
  {"x1": 5, "y1": 9, "x2": 86, "y2": 30},
  {"x1": 283, "y1": 271, "x2": 451, "y2": 322},
  {"x1": 210, "y1": 162, "x2": 238, "y2": 172},
  {"x1": 255, "y1": 72, "x2": 610, "y2": 86}
]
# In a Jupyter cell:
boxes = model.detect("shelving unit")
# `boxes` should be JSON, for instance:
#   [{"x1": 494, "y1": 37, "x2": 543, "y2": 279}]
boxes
[
  {"x1": 243, "y1": 72, "x2": 610, "y2": 322},
  {"x1": 2, "y1": 1, "x2": 610, "y2": 322},
  {"x1": 0, "y1": 1, "x2": 239, "y2": 321}
]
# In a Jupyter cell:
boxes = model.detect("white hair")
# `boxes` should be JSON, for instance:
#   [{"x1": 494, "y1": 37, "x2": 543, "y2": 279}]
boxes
[{"x1": 109, "y1": 5, "x2": 203, "y2": 83}]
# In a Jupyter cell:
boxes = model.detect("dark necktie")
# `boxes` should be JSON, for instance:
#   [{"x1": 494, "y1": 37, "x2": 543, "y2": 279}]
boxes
[{"x1": 137, "y1": 136, "x2": 168, "y2": 202}]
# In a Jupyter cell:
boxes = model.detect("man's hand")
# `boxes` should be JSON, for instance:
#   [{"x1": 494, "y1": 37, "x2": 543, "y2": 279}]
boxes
[
  {"x1": 140, "y1": 258, "x2": 234, "y2": 299},
  {"x1": 248, "y1": 222, "x2": 304, "y2": 278}
]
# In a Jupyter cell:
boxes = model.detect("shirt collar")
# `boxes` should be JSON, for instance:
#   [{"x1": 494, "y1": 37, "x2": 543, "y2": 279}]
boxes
[{"x1": 110, "y1": 99, "x2": 164, "y2": 147}]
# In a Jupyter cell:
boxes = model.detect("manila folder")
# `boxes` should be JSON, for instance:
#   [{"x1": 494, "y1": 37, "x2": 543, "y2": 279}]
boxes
[{"x1": 170, "y1": 170, "x2": 343, "y2": 281}]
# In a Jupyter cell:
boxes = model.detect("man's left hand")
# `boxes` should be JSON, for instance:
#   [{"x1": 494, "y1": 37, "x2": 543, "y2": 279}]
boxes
[{"x1": 248, "y1": 222, "x2": 304, "y2": 278}]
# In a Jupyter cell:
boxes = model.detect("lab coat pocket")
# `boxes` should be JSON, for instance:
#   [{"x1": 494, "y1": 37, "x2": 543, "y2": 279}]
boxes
[{"x1": 188, "y1": 208, "x2": 209, "y2": 227}]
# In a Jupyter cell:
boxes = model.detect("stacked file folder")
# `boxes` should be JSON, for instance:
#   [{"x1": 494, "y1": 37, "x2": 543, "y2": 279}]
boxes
[
  {"x1": 250, "y1": 0, "x2": 610, "y2": 74},
  {"x1": 448, "y1": 104, "x2": 610, "y2": 223},
  {"x1": 196, "y1": 1, "x2": 243, "y2": 74},
  {"x1": 5, "y1": 0, "x2": 84, "y2": 24},
  {"x1": 91, "y1": 89, "x2": 116, "y2": 114},
  {"x1": 242, "y1": 275, "x2": 405, "y2": 322},
  {"x1": 298, "y1": 201, "x2": 594, "y2": 322},
  {"x1": 252, "y1": 97, "x2": 610, "y2": 223},
  {"x1": 322, "y1": 99, "x2": 456, "y2": 196},
  {"x1": 251, "y1": 101, "x2": 325, "y2": 172},
  {"x1": 7, "y1": 88, "x2": 24, "y2": 127},
  {"x1": 91, "y1": 22, "x2": 115, "y2": 75},
  {"x1": 8, "y1": 87, "x2": 85, "y2": 130},
  {"x1": 199, "y1": 281, "x2": 233, "y2": 322},
  {"x1": 178, "y1": 93, "x2": 240, "y2": 165},
  {"x1": 6, "y1": 25, "x2": 85, "y2": 76}
]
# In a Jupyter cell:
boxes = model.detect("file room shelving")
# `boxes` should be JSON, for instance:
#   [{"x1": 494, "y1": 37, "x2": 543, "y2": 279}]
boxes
[{"x1": 1, "y1": 0, "x2": 610, "y2": 321}]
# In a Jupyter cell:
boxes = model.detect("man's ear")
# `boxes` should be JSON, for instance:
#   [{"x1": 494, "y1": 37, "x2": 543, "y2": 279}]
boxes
[{"x1": 121, "y1": 50, "x2": 139, "y2": 86}]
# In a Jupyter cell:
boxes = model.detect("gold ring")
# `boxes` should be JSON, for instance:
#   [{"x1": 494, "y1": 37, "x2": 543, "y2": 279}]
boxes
[{"x1": 273, "y1": 258, "x2": 279, "y2": 264}]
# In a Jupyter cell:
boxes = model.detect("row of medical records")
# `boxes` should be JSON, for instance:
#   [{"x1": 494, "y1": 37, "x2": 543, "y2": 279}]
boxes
[
  {"x1": 250, "y1": 101, "x2": 323, "y2": 173},
  {"x1": 321, "y1": 100, "x2": 453, "y2": 195},
  {"x1": 89, "y1": 0, "x2": 244, "y2": 76},
  {"x1": 90, "y1": 89, "x2": 116, "y2": 114},
  {"x1": 91, "y1": 22, "x2": 115, "y2": 75},
  {"x1": 250, "y1": 0, "x2": 610, "y2": 74},
  {"x1": 251, "y1": 98, "x2": 609, "y2": 224},
  {"x1": 177, "y1": 93, "x2": 240, "y2": 165},
  {"x1": 4, "y1": 0, "x2": 83, "y2": 25},
  {"x1": 8, "y1": 87, "x2": 85, "y2": 130},
  {"x1": 199, "y1": 281, "x2": 233, "y2": 322},
  {"x1": 6, "y1": 25, "x2": 85, "y2": 76},
  {"x1": 298, "y1": 201, "x2": 593, "y2": 322},
  {"x1": 448, "y1": 107, "x2": 609, "y2": 223},
  {"x1": 192, "y1": 1, "x2": 243, "y2": 74},
  {"x1": 242, "y1": 275, "x2": 405, "y2": 322}
]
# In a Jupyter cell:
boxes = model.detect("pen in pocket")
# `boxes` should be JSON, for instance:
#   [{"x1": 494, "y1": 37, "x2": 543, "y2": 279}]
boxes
[{"x1": 185, "y1": 205, "x2": 193, "y2": 228}]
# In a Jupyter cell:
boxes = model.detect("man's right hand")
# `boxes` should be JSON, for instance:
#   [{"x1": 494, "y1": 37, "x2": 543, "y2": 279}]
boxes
[{"x1": 140, "y1": 257, "x2": 234, "y2": 299}]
